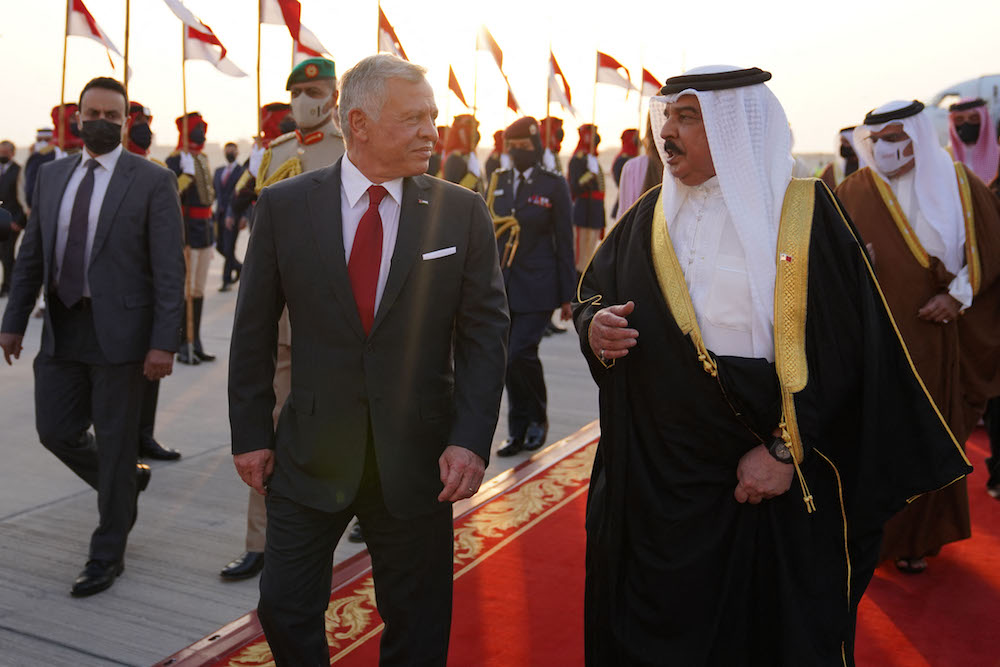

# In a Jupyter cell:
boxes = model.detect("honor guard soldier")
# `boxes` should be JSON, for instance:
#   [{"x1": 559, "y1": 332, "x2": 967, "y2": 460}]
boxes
[
  {"x1": 427, "y1": 124, "x2": 448, "y2": 176},
  {"x1": 568, "y1": 123, "x2": 606, "y2": 273},
  {"x1": 484, "y1": 129, "x2": 508, "y2": 182},
  {"x1": 166, "y1": 112, "x2": 216, "y2": 365},
  {"x1": 441, "y1": 113, "x2": 483, "y2": 192},
  {"x1": 220, "y1": 57, "x2": 347, "y2": 581},
  {"x1": 487, "y1": 116, "x2": 575, "y2": 456},
  {"x1": 229, "y1": 102, "x2": 295, "y2": 222},
  {"x1": 255, "y1": 58, "x2": 345, "y2": 191},
  {"x1": 539, "y1": 116, "x2": 565, "y2": 174},
  {"x1": 24, "y1": 104, "x2": 85, "y2": 210},
  {"x1": 123, "y1": 102, "x2": 155, "y2": 159}
]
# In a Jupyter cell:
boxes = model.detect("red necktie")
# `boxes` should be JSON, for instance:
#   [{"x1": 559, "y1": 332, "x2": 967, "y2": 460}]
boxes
[{"x1": 348, "y1": 185, "x2": 388, "y2": 334}]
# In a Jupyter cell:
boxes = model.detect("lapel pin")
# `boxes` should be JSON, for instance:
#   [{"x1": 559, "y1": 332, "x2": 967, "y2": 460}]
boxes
[
  {"x1": 417, "y1": 198, "x2": 429, "y2": 205},
  {"x1": 779, "y1": 253, "x2": 794, "y2": 263}
]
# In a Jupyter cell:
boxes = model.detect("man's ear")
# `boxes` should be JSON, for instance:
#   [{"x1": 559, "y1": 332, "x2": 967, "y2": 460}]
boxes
[{"x1": 348, "y1": 108, "x2": 368, "y2": 143}]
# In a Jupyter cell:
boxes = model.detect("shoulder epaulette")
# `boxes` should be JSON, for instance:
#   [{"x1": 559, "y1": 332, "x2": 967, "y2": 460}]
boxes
[{"x1": 269, "y1": 132, "x2": 297, "y2": 148}]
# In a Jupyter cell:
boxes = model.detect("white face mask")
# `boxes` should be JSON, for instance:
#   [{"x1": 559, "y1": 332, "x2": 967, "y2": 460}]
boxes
[
  {"x1": 872, "y1": 137, "x2": 913, "y2": 175},
  {"x1": 291, "y1": 92, "x2": 332, "y2": 129}
]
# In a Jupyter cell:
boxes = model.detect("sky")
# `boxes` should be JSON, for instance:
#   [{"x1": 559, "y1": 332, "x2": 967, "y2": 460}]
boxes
[{"x1": 1, "y1": 0, "x2": 999, "y2": 157}]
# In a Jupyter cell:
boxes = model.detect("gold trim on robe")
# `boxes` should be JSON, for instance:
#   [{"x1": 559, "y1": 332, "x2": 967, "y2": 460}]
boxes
[
  {"x1": 869, "y1": 170, "x2": 931, "y2": 269},
  {"x1": 954, "y1": 162, "x2": 980, "y2": 296}
]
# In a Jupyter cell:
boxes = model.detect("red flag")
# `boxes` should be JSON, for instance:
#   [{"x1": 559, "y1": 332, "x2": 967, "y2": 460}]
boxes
[
  {"x1": 163, "y1": 0, "x2": 247, "y2": 77},
  {"x1": 259, "y1": 0, "x2": 301, "y2": 41},
  {"x1": 641, "y1": 68, "x2": 662, "y2": 97},
  {"x1": 506, "y1": 85, "x2": 519, "y2": 113},
  {"x1": 476, "y1": 26, "x2": 503, "y2": 70},
  {"x1": 548, "y1": 50, "x2": 575, "y2": 114},
  {"x1": 378, "y1": 6, "x2": 408, "y2": 60},
  {"x1": 448, "y1": 66, "x2": 468, "y2": 108},
  {"x1": 596, "y1": 51, "x2": 636, "y2": 92}
]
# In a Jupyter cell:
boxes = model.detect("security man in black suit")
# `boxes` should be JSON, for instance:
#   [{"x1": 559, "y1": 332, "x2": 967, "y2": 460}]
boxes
[
  {"x1": 214, "y1": 142, "x2": 245, "y2": 291},
  {"x1": 487, "y1": 116, "x2": 576, "y2": 457},
  {"x1": 0, "y1": 140, "x2": 27, "y2": 296}
]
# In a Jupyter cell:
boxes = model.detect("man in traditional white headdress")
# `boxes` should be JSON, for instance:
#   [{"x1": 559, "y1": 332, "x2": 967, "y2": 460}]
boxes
[
  {"x1": 819, "y1": 125, "x2": 859, "y2": 189},
  {"x1": 574, "y1": 66, "x2": 970, "y2": 665},
  {"x1": 835, "y1": 100, "x2": 1000, "y2": 572}
]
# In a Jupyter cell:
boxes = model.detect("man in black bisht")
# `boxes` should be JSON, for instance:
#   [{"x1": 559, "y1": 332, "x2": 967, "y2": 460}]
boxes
[{"x1": 573, "y1": 65, "x2": 972, "y2": 665}]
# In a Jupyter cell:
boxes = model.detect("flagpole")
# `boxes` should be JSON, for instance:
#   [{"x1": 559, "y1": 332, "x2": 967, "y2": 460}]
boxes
[
  {"x1": 545, "y1": 43, "x2": 551, "y2": 118},
  {"x1": 59, "y1": 0, "x2": 70, "y2": 150},
  {"x1": 124, "y1": 0, "x2": 131, "y2": 95},
  {"x1": 591, "y1": 52, "x2": 598, "y2": 154},
  {"x1": 256, "y1": 0, "x2": 262, "y2": 137},
  {"x1": 376, "y1": 1, "x2": 380, "y2": 53},
  {"x1": 181, "y1": 23, "x2": 194, "y2": 360}
]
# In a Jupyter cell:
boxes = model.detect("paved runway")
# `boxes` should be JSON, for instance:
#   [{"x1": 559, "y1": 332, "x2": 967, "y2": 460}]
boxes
[{"x1": 0, "y1": 258, "x2": 599, "y2": 666}]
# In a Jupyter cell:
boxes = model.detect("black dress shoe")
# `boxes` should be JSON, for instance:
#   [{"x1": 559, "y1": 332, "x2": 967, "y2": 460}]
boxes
[
  {"x1": 220, "y1": 551, "x2": 265, "y2": 580},
  {"x1": 139, "y1": 439, "x2": 181, "y2": 461},
  {"x1": 194, "y1": 348, "x2": 216, "y2": 362},
  {"x1": 523, "y1": 422, "x2": 548, "y2": 451},
  {"x1": 218, "y1": 282, "x2": 232, "y2": 293},
  {"x1": 347, "y1": 522, "x2": 365, "y2": 543},
  {"x1": 71, "y1": 559, "x2": 124, "y2": 597},
  {"x1": 496, "y1": 436, "x2": 525, "y2": 457}
]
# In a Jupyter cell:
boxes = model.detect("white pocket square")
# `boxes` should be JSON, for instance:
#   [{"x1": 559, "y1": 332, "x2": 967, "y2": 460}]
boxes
[{"x1": 422, "y1": 247, "x2": 457, "y2": 260}]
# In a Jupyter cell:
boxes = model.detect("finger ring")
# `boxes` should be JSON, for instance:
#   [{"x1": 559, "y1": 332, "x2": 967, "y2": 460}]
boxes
[{"x1": 599, "y1": 349, "x2": 606, "y2": 361}]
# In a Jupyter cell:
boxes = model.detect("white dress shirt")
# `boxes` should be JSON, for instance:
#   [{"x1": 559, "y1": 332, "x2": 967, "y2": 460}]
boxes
[
  {"x1": 890, "y1": 170, "x2": 972, "y2": 308},
  {"x1": 512, "y1": 166, "x2": 533, "y2": 199},
  {"x1": 669, "y1": 176, "x2": 761, "y2": 359},
  {"x1": 54, "y1": 144, "x2": 124, "y2": 297},
  {"x1": 340, "y1": 155, "x2": 404, "y2": 313}
]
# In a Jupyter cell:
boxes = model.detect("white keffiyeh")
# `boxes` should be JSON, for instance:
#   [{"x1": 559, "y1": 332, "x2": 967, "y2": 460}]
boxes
[{"x1": 649, "y1": 65, "x2": 794, "y2": 360}]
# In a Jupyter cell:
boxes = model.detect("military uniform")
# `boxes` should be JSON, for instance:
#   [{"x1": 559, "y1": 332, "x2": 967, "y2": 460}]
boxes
[
  {"x1": 568, "y1": 124, "x2": 606, "y2": 273},
  {"x1": 24, "y1": 105, "x2": 84, "y2": 209},
  {"x1": 440, "y1": 114, "x2": 482, "y2": 193},
  {"x1": 540, "y1": 116, "x2": 566, "y2": 175},
  {"x1": 222, "y1": 58, "x2": 346, "y2": 580},
  {"x1": 487, "y1": 117, "x2": 576, "y2": 456}
]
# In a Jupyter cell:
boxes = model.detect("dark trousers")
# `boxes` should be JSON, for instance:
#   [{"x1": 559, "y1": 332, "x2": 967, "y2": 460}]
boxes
[
  {"x1": 258, "y1": 441, "x2": 454, "y2": 666},
  {"x1": 34, "y1": 298, "x2": 144, "y2": 562},
  {"x1": 505, "y1": 310, "x2": 551, "y2": 437},
  {"x1": 139, "y1": 378, "x2": 160, "y2": 447},
  {"x1": 0, "y1": 227, "x2": 20, "y2": 290},
  {"x1": 984, "y1": 397, "x2": 1000, "y2": 488},
  {"x1": 217, "y1": 218, "x2": 241, "y2": 284}
]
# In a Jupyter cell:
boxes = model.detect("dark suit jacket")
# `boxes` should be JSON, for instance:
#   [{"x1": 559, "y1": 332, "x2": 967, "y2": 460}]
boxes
[
  {"x1": 229, "y1": 158, "x2": 509, "y2": 519},
  {"x1": 214, "y1": 161, "x2": 245, "y2": 221},
  {"x1": 0, "y1": 161, "x2": 25, "y2": 224},
  {"x1": 0, "y1": 152, "x2": 186, "y2": 363},
  {"x1": 492, "y1": 166, "x2": 576, "y2": 312}
]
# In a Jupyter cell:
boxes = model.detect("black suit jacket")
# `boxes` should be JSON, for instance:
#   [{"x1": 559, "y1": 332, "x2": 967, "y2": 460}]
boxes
[
  {"x1": 0, "y1": 152, "x2": 186, "y2": 363},
  {"x1": 214, "y1": 162, "x2": 245, "y2": 221},
  {"x1": 492, "y1": 166, "x2": 576, "y2": 312},
  {"x1": 0, "y1": 161, "x2": 25, "y2": 224},
  {"x1": 229, "y1": 158, "x2": 509, "y2": 518}
]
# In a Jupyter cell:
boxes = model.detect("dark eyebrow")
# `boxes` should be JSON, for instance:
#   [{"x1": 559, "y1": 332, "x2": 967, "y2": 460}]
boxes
[{"x1": 671, "y1": 106, "x2": 700, "y2": 115}]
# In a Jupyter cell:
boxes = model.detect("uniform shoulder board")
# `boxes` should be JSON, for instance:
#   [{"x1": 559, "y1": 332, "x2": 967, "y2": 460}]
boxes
[
  {"x1": 167, "y1": 150, "x2": 181, "y2": 158},
  {"x1": 538, "y1": 164, "x2": 563, "y2": 177},
  {"x1": 269, "y1": 132, "x2": 297, "y2": 148}
]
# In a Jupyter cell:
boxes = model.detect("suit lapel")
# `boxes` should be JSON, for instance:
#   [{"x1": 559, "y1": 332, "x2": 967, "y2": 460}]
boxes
[
  {"x1": 44, "y1": 156, "x2": 81, "y2": 269},
  {"x1": 306, "y1": 159, "x2": 366, "y2": 340},
  {"x1": 369, "y1": 174, "x2": 430, "y2": 336},
  {"x1": 89, "y1": 152, "x2": 137, "y2": 265}
]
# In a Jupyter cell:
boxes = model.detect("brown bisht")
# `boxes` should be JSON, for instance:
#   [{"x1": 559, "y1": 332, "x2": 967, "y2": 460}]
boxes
[
  {"x1": 836, "y1": 164, "x2": 1000, "y2": 562},
  {"x1": 573, "y1": 179, "x2": 970, "y2": 666}
]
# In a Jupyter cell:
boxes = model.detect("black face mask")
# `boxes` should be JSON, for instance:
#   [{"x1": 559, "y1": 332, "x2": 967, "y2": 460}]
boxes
[
  {"x1": 129, "y1": 123, "x2": 153, "y2": 150},
  {"x1": 278, "y1": 116, "x2": 297, "y2": 134},
  {"x1": 225, "y1": 153, "x2": 237, "y2": 163},
  {"x1": 955, "y1": 122, "x2": 980, "y2": 145},
  {"x1": 0, "y1": 156, "x2": 9, "y2": 165},
  {"x1": 189, "y1": 126, "x2": 206, "y2": 145},
  {"x1": 509, "y1": 147, "x2": 538, "y2": 173},
  {"x1": 840, "y1": 144, "x2": 857, "y2": 161},
  {"x1": 80, "y1": 119, "x2": 122, "y2": 155}
]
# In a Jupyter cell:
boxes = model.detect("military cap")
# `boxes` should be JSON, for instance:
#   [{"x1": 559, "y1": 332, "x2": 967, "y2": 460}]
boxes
[{"x1": 286, "y1": 58, "x2": 337, "y2": 90}]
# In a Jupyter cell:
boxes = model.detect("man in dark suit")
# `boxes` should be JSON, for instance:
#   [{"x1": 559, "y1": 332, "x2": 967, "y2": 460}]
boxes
[
  {"x1": 0, "y1": 77, "x2": 185, "y2": 597},
  {"x1": 487, "y1": 117, "x2": 576, "y2": 457},
  {"x1": 0, "y1": 140, "x2": 27, "y2": 296},
  {"x1": 229, "y1": 54, "x2": 509, "y2": 665},
  {"x1": 214, "y1": 141, "x2": 245, "y2": 292}
]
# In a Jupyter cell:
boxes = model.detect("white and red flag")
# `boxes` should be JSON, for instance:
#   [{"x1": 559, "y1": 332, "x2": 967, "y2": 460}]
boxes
[
  {"x1": 506, "y1": 86, "x2": 520, "y2": 113},
  {"x1": 448, "y1": 66, "x2": 468, "y2": 108},
  {"x1": 378, "y1": 6, "x2": 408, "y2": 60},
  {"x1": 260, "y1": 0, "x2": 301, "y2": 39},
  {"x1": 548, "y1": 50, "x2": 575, "y2": 115},
  {"x1": 162, "y1": 0, "x2": 247, "y2": 77},
  {"x1": 476, "y1": 26, "x2": 503, "y2": 70},
  {"x1": 641, "y1": 68, "x2": 662, "y2": 97},
  {"x1": 294, "y1": 23, "x2": 332, "y2": 63},
  {"x1": 67, "y1": 0, "x2": 128, "y2": 76},
  {"x1": 596, "y1": 51, "x2": 636, "y2": 92}
]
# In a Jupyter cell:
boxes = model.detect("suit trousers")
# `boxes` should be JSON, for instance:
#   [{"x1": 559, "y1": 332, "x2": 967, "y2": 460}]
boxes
[
  {"x1": 258, "y1": 437, "x2": 454, "y2": 666},
  {"x1": 139, "y1": 378, "x2": 160, "y2": 447},
  {"x1": 34, "y1": 297, "x2": 144, "y2": 562},
  {"x1": 506, "y1": 310, "x2": 551, "y2": 438},
  {"x1": 0, "y1": 227, "x2": 20, "y2": 290},
  {"x1": 218, "y1": 219, "x2": 241, "y2": 284}
]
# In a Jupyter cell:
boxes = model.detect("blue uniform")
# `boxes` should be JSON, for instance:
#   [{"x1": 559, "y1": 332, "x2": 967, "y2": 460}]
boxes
[{"x1": 489, "y1": 164, "x2": 575, "y2": 439}]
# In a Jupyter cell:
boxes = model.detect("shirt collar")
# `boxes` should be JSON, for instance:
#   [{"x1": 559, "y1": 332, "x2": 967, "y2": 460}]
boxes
[
  {"x1": 341, "y1": 154, "x2": 404, "y2": 208},
  {"x1": 517, "y1": 166, "x2": 534, "y2": 181},
  {"x1": 84, "y1": 143, "x2": 124, "y2": 173}
]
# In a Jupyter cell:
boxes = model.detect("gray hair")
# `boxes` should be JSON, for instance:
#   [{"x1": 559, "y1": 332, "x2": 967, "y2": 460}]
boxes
[{"x1": 338, "y1": 54, "x2": 428, "y2": 144}]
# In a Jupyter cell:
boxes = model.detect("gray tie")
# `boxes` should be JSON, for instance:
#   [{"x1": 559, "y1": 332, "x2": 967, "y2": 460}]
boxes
[{"x1": 58, "y1": 159, "x2": 99, "y2": 307}]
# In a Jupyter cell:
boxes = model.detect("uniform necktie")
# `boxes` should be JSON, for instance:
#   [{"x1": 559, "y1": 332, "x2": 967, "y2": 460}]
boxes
[
  {"x1": 58, "y1": 159, "x2": 99, "y2": 308},
  {"x1": 348, "y1": 185, "x2": 387, "y2": 334}
]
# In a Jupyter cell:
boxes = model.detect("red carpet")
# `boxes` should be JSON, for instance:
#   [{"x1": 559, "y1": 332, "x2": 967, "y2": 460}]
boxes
[{"x1": 160, "y1": 426, "x2": 1000, "y2": 666}]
